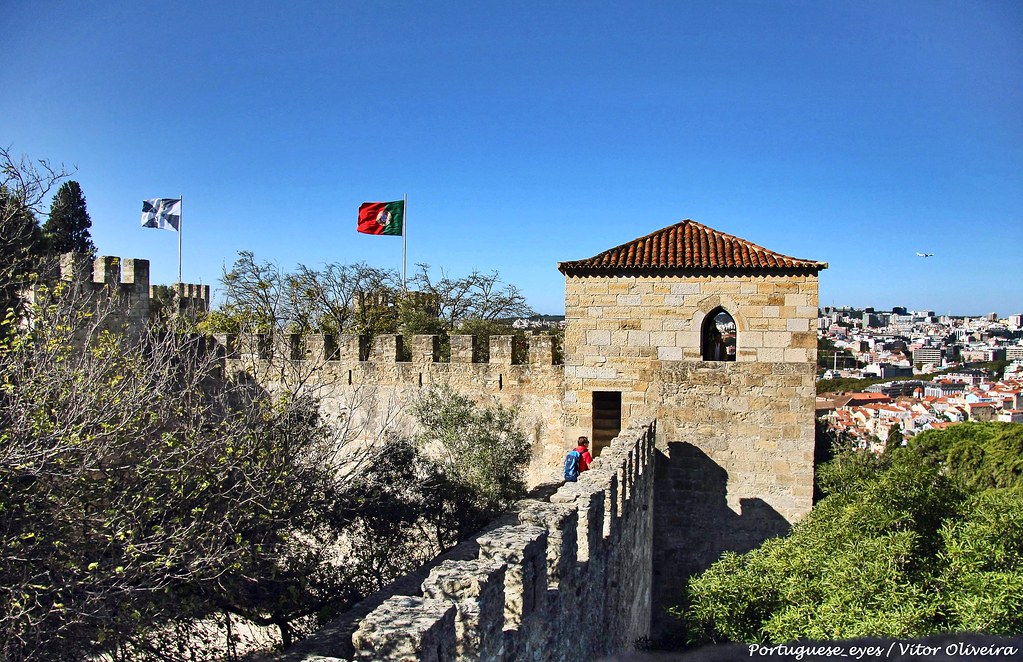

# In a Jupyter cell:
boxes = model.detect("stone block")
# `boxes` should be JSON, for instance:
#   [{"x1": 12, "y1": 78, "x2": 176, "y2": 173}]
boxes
[
  {"x1": 763, "y1": 331, "x2": 790, "y2": 348},
  {"x1": 657, "y1": 346, "x2": 684, "y2": 361},
  {"x1": 528, "y1": 335, "x2": 555, "y2": 365},
  {"x1": 93, "y1": 256, "x2": 120, "y2": 287},
  {"x1": 742, "y1": 330, "x2": 764, "y2": 348},
  {"x1": 450, "y1": 335, "x2": 480, "y2": 363},
  {"x1": 785, "y1": 293, "x2": 809, "y2": 307},
  {"x1": 305, "y1": 334, "x2": 338, "y2": 362},
  {"x1": 411, "y1": 335, "x2": 441, "y2": 364},
  {"x1": 239, "y1": 333, "x2": 270, "y2": 360},
  {"x1": 477, "y1": 525, "x2": 548, "y2": 630},
  {"x1": 785, "y1": 348, "x2": 808, "y2": 363},
  {"x1": 214, "y1": 334, "x2": 239, "y2": 359},
  {"x1": 352, "y1": 595, "x2": 456, "y2": 662},
  {"x1": 120, "y1": 258, "x2": 150, "y2": 291},
  {"x1": 490, "y1": 335, "x2": 513, "y2": 365},
  {"x1": 371, "y1": 334, "x2": 403, "y2": 362},
  {"x1": 422, "y1": 560, "x2": 506, "y2": 661},
  {"x1": 670, "y1": 283, "x2": 703, "y2": 295},
  {"x1": 60, "y1": 252, "x2": 92, "y2": 281},
  {"x1": 516, "y1": 500, "x2": 579, "y2": 589},
  {"x1": 626, "y1": 330, "x2": 650, "y2": 347},
  {"x1": 791, "y1": 332, "x2": 816, "y2": 349},
  {"x1": 337, "y1": 334, "x2": 366, "y2": 361}
]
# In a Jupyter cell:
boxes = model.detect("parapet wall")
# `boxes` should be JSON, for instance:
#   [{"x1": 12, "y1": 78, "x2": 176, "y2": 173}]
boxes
[
  {"x1": 222, "y1": 333, "x2": 568, "y2": 483},
  {"x1": 275, "y1": 420, "x2": 656, "y2": 661},
  {"x1": 35, "y1": 253, "x2": 210, "y2": 335}
]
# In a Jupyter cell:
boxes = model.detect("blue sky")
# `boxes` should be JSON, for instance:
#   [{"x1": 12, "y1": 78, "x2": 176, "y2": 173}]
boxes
[{"x1": 2, "y1": 1, "x2": 1021, "y2": 316}]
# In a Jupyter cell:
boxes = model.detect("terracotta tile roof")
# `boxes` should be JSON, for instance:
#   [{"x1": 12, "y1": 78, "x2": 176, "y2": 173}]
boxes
[{"x1": 558, "y1": 219, "x2": 828, "y2": 274}]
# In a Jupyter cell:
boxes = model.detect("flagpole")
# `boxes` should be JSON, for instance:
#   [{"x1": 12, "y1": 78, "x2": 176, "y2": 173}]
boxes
[
  {"x1": 178, "y1": 195, "x2": 183, "y2": 285},
  {"x1": 402, "y1": 192, "x2": 407, "y2": 291}
]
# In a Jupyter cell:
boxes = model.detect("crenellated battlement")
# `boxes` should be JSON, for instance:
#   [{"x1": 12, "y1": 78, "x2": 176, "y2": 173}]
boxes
[
  {"x1": 275, "y1": 420, "x2": 656, "y2": 662},
  {"x1": 59, "y1": 253, "x2": 153, "y2": 294},
  {"x1": 150, "y1": 282, "x2": 211, "y2": 319},
  {"x1": 45, "y1": 253, "x2": 210, "y2": 332},
  {"x1": 219, "y1": 332, "x2": 557, "y2": 366}
]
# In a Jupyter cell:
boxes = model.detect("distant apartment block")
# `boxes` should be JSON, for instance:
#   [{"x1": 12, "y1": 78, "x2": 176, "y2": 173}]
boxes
[
  {"x1": 924, "y1": 382, "x2": 966, "y2": 398},
  {"x1": 913, "y1": 346, "x2": 943, "y2": 365},
  {"x1": 961, "y1": 347, "x2": 1006, "y2": 362}
]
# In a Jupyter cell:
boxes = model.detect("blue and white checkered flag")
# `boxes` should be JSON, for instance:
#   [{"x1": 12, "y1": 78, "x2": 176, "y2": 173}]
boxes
[{"x1": 141, "y1": 198, "x2": 181, "y2": 231}]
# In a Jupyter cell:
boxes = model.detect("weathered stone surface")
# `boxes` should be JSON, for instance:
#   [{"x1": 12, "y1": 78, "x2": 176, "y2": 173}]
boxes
[
  {"x1": 351, "y1": 596, "x2": 455, "y2": 661},
  {"x1": 422, "y1": 560, "x2": 506, "y2": 661}
]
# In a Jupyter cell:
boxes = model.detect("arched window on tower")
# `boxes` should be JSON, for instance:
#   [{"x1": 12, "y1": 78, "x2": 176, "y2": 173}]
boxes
[{"x1": 702, "y1": 308, "x2": 737, "y2": 362}]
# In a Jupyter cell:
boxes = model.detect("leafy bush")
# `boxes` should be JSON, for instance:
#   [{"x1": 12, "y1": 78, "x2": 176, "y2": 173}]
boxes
[{"x1": 677, "y1": 423, "x2": 1023, "y2": 644}]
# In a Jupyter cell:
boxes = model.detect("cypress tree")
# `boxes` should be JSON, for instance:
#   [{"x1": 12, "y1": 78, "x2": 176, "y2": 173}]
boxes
[{"x1": 43, "y1": 181, "x2": 95, "y2": 256}]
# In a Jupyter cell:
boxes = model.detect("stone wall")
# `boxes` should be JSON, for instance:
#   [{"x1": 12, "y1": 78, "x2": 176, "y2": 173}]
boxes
[
  {"x1": 273, "y1": 420, "x2": 656, "y2": 662},
  {"x1": 26, "y1": 253, "x2": 209, "y2": 337},
  {"x1": 222, "y1": 332, "x2": 567, "y2": 485}
]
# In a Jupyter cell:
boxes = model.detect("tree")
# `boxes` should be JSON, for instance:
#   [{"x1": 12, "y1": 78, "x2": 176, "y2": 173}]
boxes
[
  {"x1": 337, "y1": 385, "x2": 532, "y2": 592},
  {"x1": 0, "y1": 279, "x2": 374, "y2": 659},
  {"x1": 289, "y1": 261, "x2": 401, "y2": 336},
  {"x1": 411, "y1": 385, "x2": 531, "y2": 543},
  {"x1": 1, "y1": 146, "x2": 69, "y2": 328},
  {"x1": 43, "y1": 180, "x2": 95, "y2": 256},
  {"x1": 2, "y1": 260, "x2": 536, "y2": 659},
  {"x1": 884, "y1": 422, "x2": 904, "y2": 453},
  {"x1": 208, "y1": 253, "x2": 534, "y2": 346},
  {"x1": 205, "y1": 252, "x2": 404, "y2": 338},
  {"x1": 409, "y1": 263, "x2": 533, "y2": 330},
  {"x1": 676, "y1": 423, "x2": 1023, "y2": 644}
]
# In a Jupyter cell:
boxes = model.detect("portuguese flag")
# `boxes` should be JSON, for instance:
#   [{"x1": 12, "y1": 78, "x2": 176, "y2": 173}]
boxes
[{"x1": 358, "y1": 200, "x2": 404, "y2": 236}]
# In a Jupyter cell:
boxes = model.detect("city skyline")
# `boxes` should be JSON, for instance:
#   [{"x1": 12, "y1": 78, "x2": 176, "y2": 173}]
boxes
[{"x1": 2, "y1": 1, "x2": 1020, "y2": 316}]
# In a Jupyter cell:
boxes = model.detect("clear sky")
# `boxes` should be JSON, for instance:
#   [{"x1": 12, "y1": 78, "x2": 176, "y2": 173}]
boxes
[{"x1": 2, "y1": 1, "x2": 1021, "y2": 316}]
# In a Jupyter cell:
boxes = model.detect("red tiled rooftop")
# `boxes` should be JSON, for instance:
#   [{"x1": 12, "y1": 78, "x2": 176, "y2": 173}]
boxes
[{"x1": 558, "y1": 219, "x2": 828, "y2": 274}]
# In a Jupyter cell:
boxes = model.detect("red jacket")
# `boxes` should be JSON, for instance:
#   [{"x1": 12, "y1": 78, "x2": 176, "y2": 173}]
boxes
[{"x1": 575, "y1": 445, "x2": 593, "y2": 472}]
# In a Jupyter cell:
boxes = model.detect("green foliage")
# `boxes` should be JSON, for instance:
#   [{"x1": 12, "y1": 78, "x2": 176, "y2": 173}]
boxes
[
  {"x1": 412, "y1": 384, "x2": 531, "y2": 521},
  {"x1": 815, "y1": 375, "x2": 887, "y2": 394},
  {"x1": 817, "y1": 336, "x2": 859, "y2": 371},
  {"x1": 2, "y1": 148, "x2": 72, "y2": 326},
  {"x1": 939, "y1": 488, "x2": 1023, "y2": 634},
  {"x1": 43, "y1": 180, "x2": 95, "y2": 256},
  {"x1": 327, "y1": 385, "x2": 532, "y2": 599},
  {"x1": 677, "y1": 423, "x2": 1023, "y2": 644},
  {"x1": 0, "y1": 283, "x2": 364, "y2": 659},
  {"x1": 910, "y1": 422, "x2": 1023, "y2": 492},
  {"x1": 885, "y1": 422, "x2": 904, "y2": 453}
]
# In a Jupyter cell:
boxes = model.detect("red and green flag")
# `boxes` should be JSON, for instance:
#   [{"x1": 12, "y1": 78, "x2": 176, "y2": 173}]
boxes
[{"x1": 358, "y1": 200, "x2": 404, "y2": 236}]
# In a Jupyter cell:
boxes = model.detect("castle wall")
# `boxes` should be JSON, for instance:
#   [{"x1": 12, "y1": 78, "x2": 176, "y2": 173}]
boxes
[
  {"x1": 26, "y1": 253, "x2": 210, "y2": 339},
  {"x1": 274, "y1": 420, "x2": 656, "y2": 662},
  {"x1": 39, "y1": 250, "x2": 826, "y2": 656},
  {"x1": 222, "y1": 333, "x2": 567, "y2": 485},
  {"x1": 561, "y1": 270, "x2": 819, "y2": 637}
]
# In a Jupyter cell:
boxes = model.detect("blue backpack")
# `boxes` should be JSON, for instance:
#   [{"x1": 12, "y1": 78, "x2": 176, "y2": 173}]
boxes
[{"x1": 563, "y1": 449, "x2": 581, "y2": 482}]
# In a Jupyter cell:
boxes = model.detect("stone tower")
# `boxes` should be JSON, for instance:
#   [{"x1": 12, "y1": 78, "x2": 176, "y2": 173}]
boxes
[{"x1": 558, "y1": 219, "x2": 826, "y2": 635}]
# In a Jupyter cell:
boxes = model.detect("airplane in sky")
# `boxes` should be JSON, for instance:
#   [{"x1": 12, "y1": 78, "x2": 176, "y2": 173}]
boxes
[{"x1": 916, "y1": 252, "x2": 935, "y2": 257}]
